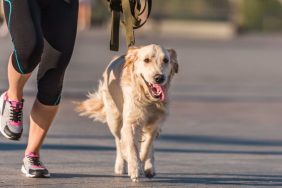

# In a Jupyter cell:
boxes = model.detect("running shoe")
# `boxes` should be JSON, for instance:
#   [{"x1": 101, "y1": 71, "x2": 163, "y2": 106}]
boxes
[
  {"x1": 0, "y1": 92, "x2": 24, "y2": 140},
  {"x1": 21, "y1": 152, "x2": 50, "y2": 178}
]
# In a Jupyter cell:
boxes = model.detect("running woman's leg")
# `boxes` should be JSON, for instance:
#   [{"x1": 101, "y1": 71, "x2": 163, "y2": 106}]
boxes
[
  {"x1": 7, "y1": 55, "x2": 31, "y2": 101},
  {"x1": 3, "y1": 0, "x2": 44, "y2": 75},
  {"x1": 3, "y1": 0, "x2": 43, "y2": 101},
  {"x1": 1, "y1": 0, "x2": 43, "y2": 141},
  {"x1": 23, "y1": 0, "x2": 78, "y2": 177},
  {"x1": 25, "y1": 0, "x2": 79, "y2": 155},
  {"x1": 25, "y1": 99, "x2": 58, "y2": 155}
]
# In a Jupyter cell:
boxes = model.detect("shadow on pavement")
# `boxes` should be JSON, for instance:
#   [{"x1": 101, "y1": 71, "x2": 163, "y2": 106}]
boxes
[
  {"x1": 1, "y1": 143, "x2": 282, "y2": 155},
  {"x1": 22, "y1": 134, "x2": 113, "y2": 140},
  {"x1": 156, "y1": 148, "x2": 282, "y2": 155},
  {"x1": 159, "y1": 134, "x2": 282, "y2": 147},
  {"x1": 0, "y1": 143, "x2": 115, "y2": 151},
  {"x1": 51, "y1": 173, "x2": 125, "y2": 179},
  {"x1": 152, "y1": 173, "x2": 282, "y2": 186},
  {"x1": 20, "y1": 133, "x2": 282, "y2": 147}
]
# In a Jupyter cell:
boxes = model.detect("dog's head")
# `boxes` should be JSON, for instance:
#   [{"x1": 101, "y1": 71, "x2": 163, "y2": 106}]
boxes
[{"x1": 125, "y1": 44, "x2": 179, "y2": 102}]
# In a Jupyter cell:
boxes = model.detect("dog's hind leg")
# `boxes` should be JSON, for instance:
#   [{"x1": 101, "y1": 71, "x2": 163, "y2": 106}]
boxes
[
  {"x1": 140, "y1": 128, "x2": 158, "y2": 178},
  {"x1": 106, "y1": 115, "x2": 126, "y2": 175}
]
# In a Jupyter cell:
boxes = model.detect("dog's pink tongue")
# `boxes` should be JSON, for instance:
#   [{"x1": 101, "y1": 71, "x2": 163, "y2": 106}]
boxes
[{"x1": 152, "y1": 84, "x2": 166, "y2": 101}]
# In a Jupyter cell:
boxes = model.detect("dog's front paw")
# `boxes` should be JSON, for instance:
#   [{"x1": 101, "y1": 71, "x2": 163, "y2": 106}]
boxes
[
  {"x1": 144, "y1": 159, "x2": 156, "y2": 178},
  {"x1": 128, "y1": 162, "x2": 144, "y2": 182},
  {"x1": 131, "y1": 175, "x2": 140, "y2": 182},
  {"x1": 144, "y1": 168, "x2": 156, "y2": 178},
  {"x1": 129, "y1": 169, "x2": 142, "y2": 182},
  {"x1": 115, "y1": 159, "x2": 126, "y2": 175}
]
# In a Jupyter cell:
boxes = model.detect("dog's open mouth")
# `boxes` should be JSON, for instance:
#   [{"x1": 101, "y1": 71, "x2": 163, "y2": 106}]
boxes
[
  {"x1": 150, "y1": 83, "x2": 166, "y2": 101},
  {"x1": 141, "y1": 74, "x2": 166, "y2": 101}
]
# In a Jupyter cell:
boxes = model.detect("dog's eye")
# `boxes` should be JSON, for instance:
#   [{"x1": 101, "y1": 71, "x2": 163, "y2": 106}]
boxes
[
  {"x1": 144, "y1": 58, "x2": 151, "y2": 63},
  {"x1": 163, "y1": 58, "x2": 169, "y2": 64}
]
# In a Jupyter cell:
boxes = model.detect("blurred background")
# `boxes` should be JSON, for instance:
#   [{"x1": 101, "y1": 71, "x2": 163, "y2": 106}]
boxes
[
  {"x1": 1, "y1": 0, "x2": 282, "y2": 186},
  {"x1": 3, "y1": 0, "x2": 282, "y2": 36},
  {"x1": 83, "y1": 0, "x2": 282, "y2": 34},
  {"x1": 78, "y1": 0, "x2": 282, "y2": 34}
]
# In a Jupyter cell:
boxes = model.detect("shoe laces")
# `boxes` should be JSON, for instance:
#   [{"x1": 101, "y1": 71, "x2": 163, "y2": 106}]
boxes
[
  {"x1": 26, "y1": 153, "x2": 43, "y2": 167},
  {"x1": 9, "y1": 102, "x2": 23, "y2": 123}
]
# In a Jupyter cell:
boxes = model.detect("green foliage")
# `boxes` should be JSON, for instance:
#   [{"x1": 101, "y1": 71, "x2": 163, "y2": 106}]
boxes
[
  {"x1": 90, "y1": 0, "x2": 282, "y2": 32},
  {"x1": 152, "y1": 0, "x2": 230, "y2": 21},
  {"x1": 91, "y1": 0, "x2": 231, "y2": 22},
  {"x1": 241, "y1": 0, "x2": 282, "y2": 31}
]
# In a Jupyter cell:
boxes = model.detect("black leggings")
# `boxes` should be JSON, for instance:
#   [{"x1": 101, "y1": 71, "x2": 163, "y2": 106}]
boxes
[{"x1": 3, "y1": 0, "x2": 78, "y2": 105}]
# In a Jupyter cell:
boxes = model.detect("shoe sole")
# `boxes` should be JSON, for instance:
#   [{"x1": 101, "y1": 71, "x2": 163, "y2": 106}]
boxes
[
  {"x1": 0, "y1": 93, "x2": 22, "y2": 141},
  {"x1": 0, "y1": 117, "x2": 21, "y2": 141},
  {"x1": 21, "y1": 165, "x2": 51, "y2": 178},
  {"x1": 0, "y1": 118, "x2": 15, "y2": 140}
]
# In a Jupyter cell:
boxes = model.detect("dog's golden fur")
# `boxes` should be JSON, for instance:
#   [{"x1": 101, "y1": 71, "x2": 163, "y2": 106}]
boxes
[{"x1": 76, "y1": 44, "x2": 178, "y2": 182}]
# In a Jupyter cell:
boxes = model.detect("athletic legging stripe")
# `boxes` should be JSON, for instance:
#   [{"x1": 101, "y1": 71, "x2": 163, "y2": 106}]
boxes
[
  {"x1": 54, "y1": 95, "x2": 61, "y2": 106},
  {"x1": 3, "y1": 0, "x2": 78, "y2": 105},
  {"x1": 4, "y1": 0, "x2": 24, "y2": 74}
]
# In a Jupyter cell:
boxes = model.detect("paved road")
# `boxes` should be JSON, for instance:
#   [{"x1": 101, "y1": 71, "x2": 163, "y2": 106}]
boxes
[{"x1": 1, "y1": 30, "x2": 282, "y2": 187}]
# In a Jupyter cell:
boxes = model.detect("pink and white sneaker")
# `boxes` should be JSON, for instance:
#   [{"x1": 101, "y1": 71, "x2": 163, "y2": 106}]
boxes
[
  {"x1": 0, "y1": 92, "x2": 24, "y2": 141},
  {"x1": 21, "y1": 152, "x2": 50, "y2": 178}
]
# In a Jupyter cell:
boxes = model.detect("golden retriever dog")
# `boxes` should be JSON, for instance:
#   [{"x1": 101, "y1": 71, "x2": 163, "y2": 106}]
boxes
[{"x1": 76, "y1": 44, "x2": 178, "y2": 182}]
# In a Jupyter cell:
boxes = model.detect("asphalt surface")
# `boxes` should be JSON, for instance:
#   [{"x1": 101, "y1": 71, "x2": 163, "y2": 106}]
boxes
[{"x1": 1, "y1": 30, "x2": 282, "y2": 187}]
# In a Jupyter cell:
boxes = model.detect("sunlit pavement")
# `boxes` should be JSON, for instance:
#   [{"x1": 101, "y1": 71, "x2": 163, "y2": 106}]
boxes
[{"x1": 1, "y1": 30, "x2": 282, "y2": 187}]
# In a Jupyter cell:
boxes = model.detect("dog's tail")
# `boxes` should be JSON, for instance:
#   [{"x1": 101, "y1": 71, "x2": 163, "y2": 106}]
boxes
[{"x1": 74, "y1": 82, "x2": 106, "y2": 123}]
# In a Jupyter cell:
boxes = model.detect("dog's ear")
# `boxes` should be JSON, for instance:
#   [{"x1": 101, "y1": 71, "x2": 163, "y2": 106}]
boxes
[
  {"x1": 124, "y1": 46, "x2": 139, "y2": 68},
  {"x1": 168, "y1": 48, "x2": 179, "y2": 74}
]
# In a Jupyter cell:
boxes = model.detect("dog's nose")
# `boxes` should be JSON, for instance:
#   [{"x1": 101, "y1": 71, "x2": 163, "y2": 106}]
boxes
[{"x1": 154, "y1": 74, "x2": 165, "y2": 84}]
